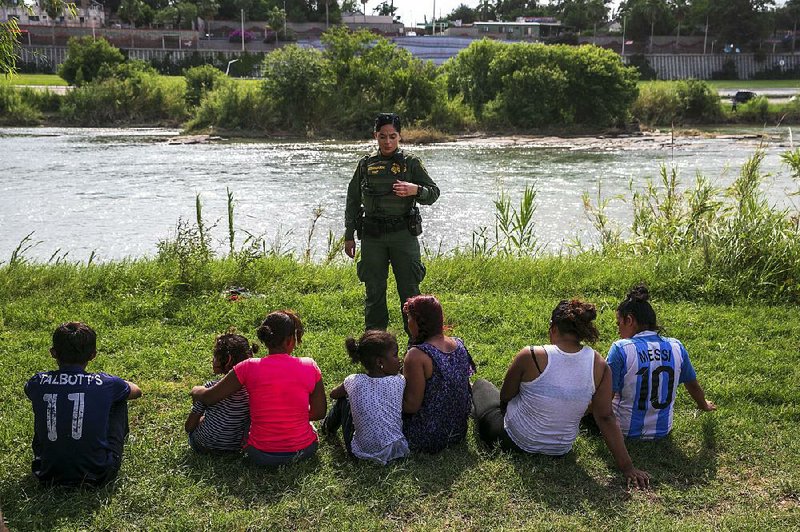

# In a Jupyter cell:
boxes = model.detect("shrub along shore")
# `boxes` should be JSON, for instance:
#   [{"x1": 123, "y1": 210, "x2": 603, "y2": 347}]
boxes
[
  {"x1": 1, "y1": 151, "x2": 799, "y2": 528},
  {"x1": 3, "y1": 30, "x2": 800, "y2": 134}
]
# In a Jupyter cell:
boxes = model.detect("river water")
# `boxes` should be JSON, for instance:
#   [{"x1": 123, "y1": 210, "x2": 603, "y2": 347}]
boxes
[{"x1": 1, "y1": 127, "x2": 798, "y2": 262}]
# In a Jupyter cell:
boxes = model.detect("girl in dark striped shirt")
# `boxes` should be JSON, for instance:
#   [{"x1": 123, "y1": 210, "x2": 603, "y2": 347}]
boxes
[{"x1": 185, "y1": 333, "x2": 256, "y2": 453}]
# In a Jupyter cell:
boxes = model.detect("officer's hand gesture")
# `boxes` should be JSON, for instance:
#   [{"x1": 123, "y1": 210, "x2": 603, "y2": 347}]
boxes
[
  {"x1": 393, "y1": 180, "x2": 419, "y2": 197},
  {"x1": 345, "y1": 240, "x2": 356, "y2": 259}
]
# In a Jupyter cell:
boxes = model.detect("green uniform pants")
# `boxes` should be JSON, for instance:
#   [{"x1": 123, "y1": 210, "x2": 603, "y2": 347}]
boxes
[{"x1": 357, "y1": 229, "x2": 426, "y2": 335}]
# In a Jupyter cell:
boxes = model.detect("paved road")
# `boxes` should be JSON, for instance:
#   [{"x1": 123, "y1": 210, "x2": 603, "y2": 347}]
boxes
[
  {"x1": 13, "y1": 85, "x2": 70, "y2": 94},
  {"x1": 718, "y1": 88, "x2": 800, "y2": 103}
]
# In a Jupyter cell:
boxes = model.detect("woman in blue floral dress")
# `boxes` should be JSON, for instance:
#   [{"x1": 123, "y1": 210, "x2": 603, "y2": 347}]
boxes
[{"x1": 402, "y1": 295, "x2": 475, "y2": 453}]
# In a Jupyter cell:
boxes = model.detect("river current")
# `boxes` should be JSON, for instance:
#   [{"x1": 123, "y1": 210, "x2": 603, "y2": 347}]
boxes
[{"x1": 1, "y1": 127, "x2": 797, "y2": 262}]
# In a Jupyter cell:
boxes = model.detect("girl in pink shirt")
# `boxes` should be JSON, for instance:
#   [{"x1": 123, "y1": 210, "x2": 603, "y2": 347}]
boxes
[{"x1": 191, "y1": 310, "x2": 327, "y2": 466}]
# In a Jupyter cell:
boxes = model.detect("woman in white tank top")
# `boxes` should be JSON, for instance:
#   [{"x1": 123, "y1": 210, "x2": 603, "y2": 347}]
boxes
[{"x1": 472, "y1": 299, "x2": 650, "y2": 488}]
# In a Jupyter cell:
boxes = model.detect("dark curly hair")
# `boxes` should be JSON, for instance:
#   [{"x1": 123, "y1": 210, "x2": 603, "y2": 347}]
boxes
[
  {"x1": 617, "y1": 283, "x2": 661, "y2": 333},
  {"x1": 550, "y1": 299, "x2": 599, "y2": 343},
  {"x1": 345, "y1": 330, "x2": 398, "y2": 372},
  {"x1": 403, "y1": 295, "x2": 444, "y2": 344},
  {"x1": 214, "y1": 332, "x2": 258, "y2": 370},
  {"x1": 256, "y1": 310, "x2": 304, "y2": 351}
]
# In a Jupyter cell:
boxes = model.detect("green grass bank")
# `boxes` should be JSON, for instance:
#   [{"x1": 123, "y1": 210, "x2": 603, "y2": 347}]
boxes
[{"x1": 0, "y1": 254, "x2": 799, "y2": 529}]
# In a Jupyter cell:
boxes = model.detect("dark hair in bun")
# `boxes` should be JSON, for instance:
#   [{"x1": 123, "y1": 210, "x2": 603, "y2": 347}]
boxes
[
  {"x1": 256, "y1": 310, "x2": 304, "y2": 350},
  {"x1": 214, "y1": 332, "x2": 258, "y2": 369},
  {"x1": 617, "y1": 283, "x2": 661, "y2": 333},
  {"x1": 550, "y1": 299, "x2": 599, "y2": 343},
  {"x1": 403, "y1": 295, "x2": 444, "y2": 344},
  {"x1": 345, "y1": 330, "x2": 398, "y2": 372},
  {"x1": 374, "y1": 112, "x2": 401, "y2": 133}
]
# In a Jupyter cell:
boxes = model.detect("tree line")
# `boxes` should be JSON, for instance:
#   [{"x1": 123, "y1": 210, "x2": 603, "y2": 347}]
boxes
[{"x1": 446, "y1": 1, "x2": 800, "y2": 52}]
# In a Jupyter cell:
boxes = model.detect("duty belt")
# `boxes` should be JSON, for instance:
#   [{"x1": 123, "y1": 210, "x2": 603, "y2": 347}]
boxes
[{"x1": 364, "y1": 215, "x2": 407, "y2": 233}]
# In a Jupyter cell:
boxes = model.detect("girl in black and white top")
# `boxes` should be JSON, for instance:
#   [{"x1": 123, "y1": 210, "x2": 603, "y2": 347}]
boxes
[
  {"x1": 185, "y1": 333, "x2": 255, "y2": 453},
  {"x1": 322, "y1": 330, "x2": 409, "y2": 465}
]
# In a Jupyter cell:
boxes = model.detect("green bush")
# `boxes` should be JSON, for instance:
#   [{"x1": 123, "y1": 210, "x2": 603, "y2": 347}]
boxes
[
  {"x1": 484, "y1": 62, "x2": 570, "y2": 128},
  {"x1": 674, "y1": 79, "x2": 722, "y2": 123},
  {"x1": 58, "y1": 36, "x2": 125, "y2": 86},
  {"x1": 186, "y1": 81, "x2": 269, "y2": 131},
  {"x1": 320, "y1": 27, "x2": 440, "y2": 133},
  {"x1": 97, "y1": 59, "x2": 158, "y2": 81},
  {"x1": 422, "y1": 77, "x2": 477, "y2": 132},
  {"x1": 0, "y1": 83, "x2": 42, "y2": 125},
  {"x1": 630, "y1": 82, "x2": 681, "y2": 125},
  {"x1": 627, "y1": 54, "x2": 657, "y2": 81},
  {"x1": 17, "y1": 86, "x2": 62, "y2": 113},
  {"x1": 631, "y1": 80, "x2": 721, "y2": 125},
  {"x1": 477, "y1": 43, "x2": 638, "y2": 128},
  {"x1": 184, "y1": 64, "x2": 228, "y2": 107},
  {"x1": 736, "y1": 95, "x2": 769, "y2": 122},
  {"x1": 444, "y1": 38, "x2": 506, "y2": 118},
  {"x1": 60, "y1": 71, "x2": 187, "y2": 126},
  {"x1": 261, "y1": 44, "x2": 331, "y2": 132}
]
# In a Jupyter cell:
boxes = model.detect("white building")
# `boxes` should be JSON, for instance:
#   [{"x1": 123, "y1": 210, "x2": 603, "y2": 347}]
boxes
[{"x1": 3, "y1": 1, "x2": 105, "y2": 28}]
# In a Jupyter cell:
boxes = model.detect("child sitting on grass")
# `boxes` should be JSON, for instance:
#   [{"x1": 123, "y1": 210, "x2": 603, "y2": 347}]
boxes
[
  {"x1": 25, "y1": 322, "x2": 142, "y2": 487},
  {"x1": 322, "y1": 330, "x2": 409, "y2": 465},
  {"x1": 191, "y1": 310, "x2": 327, "y2": 466},
  {"x1": 185, "y1": 332, "x2": 256, "y2": 453},
  {"x1": 608, "y1": 284, "x2": 716, "y2": 440}
]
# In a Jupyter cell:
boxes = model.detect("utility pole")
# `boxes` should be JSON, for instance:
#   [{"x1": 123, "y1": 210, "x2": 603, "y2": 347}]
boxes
[
  {"x1": 621, "y1": 16, "x2": 626, "y2": 56},
  {"x1": 325, "y1": 0, "x2": 329, "y2": 29},
  {"x1": 432, "y1": 0, "x2": 435, "y2": 35},
  {"x1": 241, "y1": 8, "x2": 245, "y2": 51},
  {"x1": 703, "y1": 16, "x2": 708, "y2": 54}
]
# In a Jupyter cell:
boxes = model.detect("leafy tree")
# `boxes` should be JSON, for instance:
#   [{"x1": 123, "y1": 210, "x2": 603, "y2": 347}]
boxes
[
  {"x1": 555, "y1": 0, "x2": 609, "y2": 34},
  {"x1": 444, "y1": 38, "x2": 505, "y2": 117},
  {"x1": 267, "y1": 6, "x2": 286, "y2": 32},
  {"x1": 319, "y1": 27, "x2": 438, "y2": 130},
  {"x1": 704, "y1": 0, "x2": 775, "y2": 50},
  {"x1": 341, "y1": 0, "x2": 358, "y2": 13},
  {"x1": 373, "y1": 0, "x2": 396, "y2": 17},
  {"x1": 476, "y1": 0, "x2": 497, "y2": 21},
  {"x1": 139, "y1": 4, "x2": 155, "y2": 26},
  {"x1": 118, "y1": 0, "x2": 146, "y2": 28},
  {"x1": 449, "y1": 3, "x2": 477, "y2": 24},
  {"x1": 175, "y1": 1, "x2": 198, "y2": 29},
  {"x1": 0, "y1": 18, "x2": 20, "y2": 76},
  {"x1": 495, "y1": 0, "x2": 539, "y2": 21},
  {"x1": 40, "y1": 0, "x2": 74, "y2": 45},
  {"x1": 228, "y1": 0, "x2": 252, "y2": 21},
  {"x1": 618, "y1": 0, "x2": 672, "y2": 46},
  {"x1": 446, "y1": 40, "x2": 638, "y2": 127},
  {"x1": 685, "y1": 0, "x2": 775, "y2": 50},
  {"x1": 782, "y1": 0, "x2": 800, "y2": 51},
  {"x1": 261, "y1": 44, "x2": 331, "y2": 129},
  {"x1": 58, "y1": 36, "x2": 125, "y2": 86},
  {"x1": 670, "y1": 0, "x2": 688, "y2": 48},
  {"x1": 197, "y1": 0, "x2": 219, "y2": 38},
  {"x1": 154, "y1": 5, "x2": 178, "y2": 27},
  {"x1": 184, "y1": 64, "x2": 227, "y2": 106}
]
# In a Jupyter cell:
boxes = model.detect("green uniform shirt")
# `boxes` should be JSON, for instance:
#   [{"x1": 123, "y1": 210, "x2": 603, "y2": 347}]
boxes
[{"x1": 344, "y1": 149, "x2": 440, "y2": 240}]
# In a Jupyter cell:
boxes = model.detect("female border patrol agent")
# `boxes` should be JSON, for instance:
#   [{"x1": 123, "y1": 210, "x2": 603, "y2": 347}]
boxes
[{"x1": 344, "y1": 113, "x2": 440, "y2": 336}]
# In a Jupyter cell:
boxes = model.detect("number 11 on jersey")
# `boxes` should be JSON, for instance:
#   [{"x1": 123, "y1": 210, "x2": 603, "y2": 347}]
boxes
[{"x1": 42, "y1": 392, "x2": 86, "y2": 441}]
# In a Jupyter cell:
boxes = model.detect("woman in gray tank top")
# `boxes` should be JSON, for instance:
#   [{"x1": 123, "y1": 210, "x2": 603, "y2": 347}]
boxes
[{"x1": 472, "y1": 299, "x2": 650, "y2": 489}]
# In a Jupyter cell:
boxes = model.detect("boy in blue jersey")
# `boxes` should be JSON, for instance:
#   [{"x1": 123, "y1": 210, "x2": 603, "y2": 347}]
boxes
[
  {"x1": 25, "y1": 322, "x2": 142, "y2": 486},
  {"x1": 607, "y1": 285, "x2": 715, "y2": 440}
]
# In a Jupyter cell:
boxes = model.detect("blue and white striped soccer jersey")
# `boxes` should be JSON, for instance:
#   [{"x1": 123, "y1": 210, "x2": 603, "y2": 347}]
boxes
[{"x1": 607, "y1": 331, "x2": 697, "y2": 440}]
